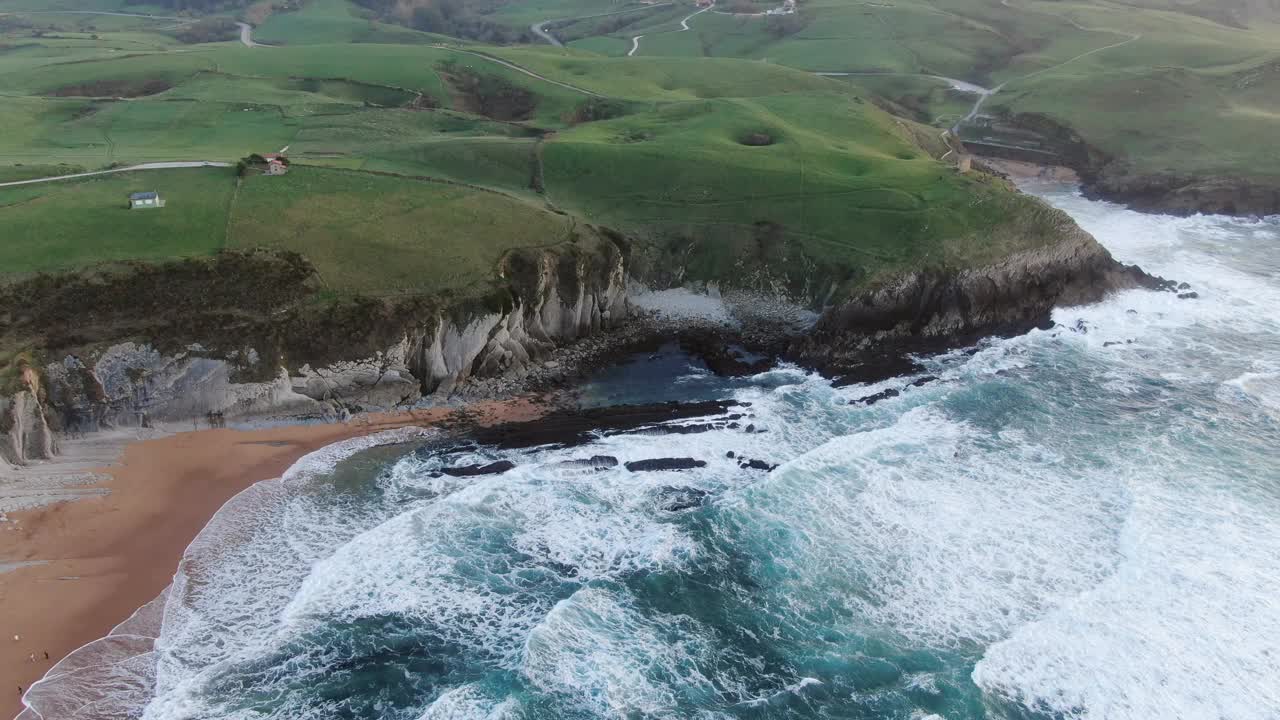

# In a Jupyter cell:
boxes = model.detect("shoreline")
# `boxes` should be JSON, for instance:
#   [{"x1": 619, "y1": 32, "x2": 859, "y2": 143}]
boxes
[
  {"x1": 971, "y1": 152, "x2": 1280, "y2": 219},
  {"x1": 0, "y1": 398, "x2": 546, "y2": 720}
]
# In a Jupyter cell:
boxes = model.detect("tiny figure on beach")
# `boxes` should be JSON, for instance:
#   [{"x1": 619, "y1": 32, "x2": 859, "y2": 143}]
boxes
[
  {"x1": 17, "y1": 686, "x2": 22, "y2": 696},
  {"x1": 44, "y1": 651, "x2": 49, "y2": 660},
  {"x1": 28, "y1": 652, "x2": 35, "y2": 663}
]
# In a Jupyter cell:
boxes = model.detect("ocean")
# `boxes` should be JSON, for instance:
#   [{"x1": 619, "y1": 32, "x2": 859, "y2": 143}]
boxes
[{"x1": 23, "y1": 184, "x2": 1280, "y2": 720}]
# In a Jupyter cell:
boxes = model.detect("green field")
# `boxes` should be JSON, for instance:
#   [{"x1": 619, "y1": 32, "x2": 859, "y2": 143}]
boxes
[
  {"x1": 226, "y1": 166, "x2": 573, "y2": 295},
  {"x1": 0, "y1": 0, "x2": 1091, "y2": 303},
  {"x1": 0, "y1": 168, "x2": 235, "y2": 274},
  {"x1": 471, "y1": 0, "x2": 1280, "y2": 184}
]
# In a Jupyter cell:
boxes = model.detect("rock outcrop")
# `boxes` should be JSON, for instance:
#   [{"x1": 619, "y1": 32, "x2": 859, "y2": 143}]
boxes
[
  {"x1": 0, "y1": 197, "x2": 1168, "y2": 466},
  {"x1": 789, "y1": 213, "x2": 1168, "y2": 377},
  {"x1": 1084, "y1": 169, "x2": 1280, "y2": 217},
  {"x1": 0, "y1": 241, "x2": 629, "y2": 465},
  {"x1": 0, "y1": 389, "x2": 58, "y2": 467}
]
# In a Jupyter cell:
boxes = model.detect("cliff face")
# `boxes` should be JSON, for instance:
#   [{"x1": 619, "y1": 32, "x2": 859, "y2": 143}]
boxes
[
  {"x1": 0, "y1": 242, "x2": 628, "y2": 465},
  {"x1": 790, "y1": 217, "x2": 1165, "y2": 374},
  {"x1": 1084, "y1": 169, "x2": 1280, "y2": 218},
  {"x1": 0, "y1": 199, "x2": 1166, "y2": 466},
  {"x1": 0, "y1": 390, "x2": 58, "y2": 468},
  {"x1": 965, "y1": 112, "x2": 1280, "y2": 217}
]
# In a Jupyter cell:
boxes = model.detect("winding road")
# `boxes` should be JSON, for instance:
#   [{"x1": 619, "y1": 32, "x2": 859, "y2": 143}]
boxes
[
  {"x1": 0, "y1": 162, "x2": 232, "y2": 189},
  {"x1": 530, "y1": 19, "x2": 564, "y2": 48},
  {"x1": 818, "y1": 6, "x2": 1140, "y2": 135},
  {"x1": 629, "y1": 2, "x2": 713, "y2": 57},
  {"x1": 531, "y1": 3, "x2": 676, "y2": 51}
]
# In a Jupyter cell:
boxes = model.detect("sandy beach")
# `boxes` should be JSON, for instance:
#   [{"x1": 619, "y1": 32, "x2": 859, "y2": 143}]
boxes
[{"x1": 0, "y1": 399, "x2": 544, "y2": 720}]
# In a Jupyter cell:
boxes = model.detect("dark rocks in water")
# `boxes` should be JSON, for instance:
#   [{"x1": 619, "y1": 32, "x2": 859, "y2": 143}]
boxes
[
  {"x1": 557, "y1": 455, "x2": 619, "y2": 471},
  {"x1": 829, "y1": 353, "x2": 926, "y2": 387},
  {"x1": 856, "y1": 388, "x2": 900, "y2": 406},
  {"x1": 1103, "y1": 339, "x2": 1136, "y2": 347},
  {"x1": 909, "y1": 375, "x2": 939, "y2": 388},
  {"x1": 657, "y1": 486, "x2": 709, "y2": 511},
  {"x1": 630, "y1": 415, "x2": 744, "y2": 437},
  {"x1": 625, "y1": 457, "x2": 707, "y2": 472},
  {"x1": 786, "y1": 221, "x2": 1175, "y2": 384},
  {"x1": 1178, "y1": 282, "x2": 1191, "y2": 290},
  {"x1": 1083, "y1": 169, "x2": 1280, "y2": 218},
  {"x1": 1126, "y1": 309, "x2": 1138, "y2": 314},
  {"x1": 678, "y1": 329, "x2": 777, "y2": 377},
  {"x1": 726, "y1": 450, "x2": 736, "y2": 459},
  {"x1": 738, "y1": 458, "x2": 777, "y2": 472},
  {"x1": 1074, "y1": 319, "x2": 1090, "y2": 334},
  {"x1": 466, "y1": 400, "x2": 737, "y2": 450},
  {"x1": 441, "y1": 460, "x2": 516, "y2": 477},
  {"x1": 1178, "y1": 291, "x2": 1199, "y2": 299}
]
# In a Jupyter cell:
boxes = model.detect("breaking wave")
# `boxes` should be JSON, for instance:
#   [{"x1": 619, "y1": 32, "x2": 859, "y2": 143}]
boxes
[{"x1": 24, "y1": 190, "x2": 1279, "y2": 720}]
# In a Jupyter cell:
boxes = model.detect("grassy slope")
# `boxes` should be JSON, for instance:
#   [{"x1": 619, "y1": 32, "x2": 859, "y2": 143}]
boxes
[
  {"x1": 0, "y1": 168, "x2": 235, "y2": 274},
  {"x1": 0, "y1": 7, "x2": 1068, "y2": 303},
  {"x1": 490, "y1": 0, "x2": 1280, "y2": 183},
  {"x1": 253, "y1": 0, "x2": 432, "y2": 45},
  {"x1": 226, "y1": 166, "x2": 572, "y2": 295}
]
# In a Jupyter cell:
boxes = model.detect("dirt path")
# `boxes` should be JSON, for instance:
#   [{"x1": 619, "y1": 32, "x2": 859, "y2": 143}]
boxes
[
  {"x1": 0, "y1": 162, "x2": 232, "y2": 189},
  {"x1": 629, "y1": 2, "x2": 713, "y2": 57},
  {"x1": 8, "y1": 10, "x2": 185, "y2": 20},
  {"x1": 435, "y1": 47, "x2": 602, "y2": 96}
]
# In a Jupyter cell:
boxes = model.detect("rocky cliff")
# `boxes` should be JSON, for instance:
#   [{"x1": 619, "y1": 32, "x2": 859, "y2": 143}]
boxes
[
  {"x1": 0, "y1": 238, "x2": 628, "y2": 465},
  {"x1": 789, "y1": 211, "x2": 1168, "y2": 379},
  {"x1": 964, "y1": 111, "x2": 1280, "y2": 217},
  {"x1": 1, "y1": 199, "x2": 1170, "y2": 467}
]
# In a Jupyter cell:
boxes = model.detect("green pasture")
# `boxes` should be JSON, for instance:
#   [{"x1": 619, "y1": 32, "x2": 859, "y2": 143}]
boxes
[
  {"x1": 225, "y1": 166, "x2": 573, "y2": 295},
  {"x1": 0, "y1": 167, "x2": 235, "y2": 274}
]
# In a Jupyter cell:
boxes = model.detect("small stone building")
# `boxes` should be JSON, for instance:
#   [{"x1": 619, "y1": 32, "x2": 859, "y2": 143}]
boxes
[
  {"x1": 263, "y1": 153, "x2": 290, "y2": 175},
  {"x1": 128, "y1": 191, "x2": 164, "y2": 209}
]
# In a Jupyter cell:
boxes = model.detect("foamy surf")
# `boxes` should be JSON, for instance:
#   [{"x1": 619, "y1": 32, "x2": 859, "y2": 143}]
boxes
[{"x1": 34, "y1": 188, "x2": 1280, "y2": 720}]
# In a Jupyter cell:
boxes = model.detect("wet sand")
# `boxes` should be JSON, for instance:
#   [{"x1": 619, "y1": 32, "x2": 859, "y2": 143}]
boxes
[{"x1": 0, "y1": 399, "x2": 544, "y2": 720}]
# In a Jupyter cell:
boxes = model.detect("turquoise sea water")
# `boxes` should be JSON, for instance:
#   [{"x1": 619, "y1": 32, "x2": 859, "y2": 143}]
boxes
[{"x1": 23, "y1": 186, "x2": 1280, "y2": 720}]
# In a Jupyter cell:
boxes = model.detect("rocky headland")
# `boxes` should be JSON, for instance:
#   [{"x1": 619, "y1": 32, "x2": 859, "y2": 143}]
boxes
[
  {"x1": 962, "y1": 111, "x2": 1280, "y2": 218},
  {"x1": 1, "y1": 194, "x2": 1173, "y2": 473}
]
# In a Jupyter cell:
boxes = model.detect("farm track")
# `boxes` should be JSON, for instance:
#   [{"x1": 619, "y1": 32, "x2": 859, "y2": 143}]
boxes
[
  {"x1": 0, "y1": 162, "x2": 232, "y2": 189},
  {"x1": 629, "y1": 3, "x2": 714, "y2": 57},
  {"x1": 438, "y1": 47, "x2": 602, "y2": 96},
  {"x1": 532, "y1": 3, "x2": 676, "y2": 49}
]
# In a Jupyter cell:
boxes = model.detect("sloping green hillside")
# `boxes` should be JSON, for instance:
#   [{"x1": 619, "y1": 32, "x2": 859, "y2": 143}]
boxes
[{"x1": 0, "y1": 9, "x2": 1064, "y2": 304}]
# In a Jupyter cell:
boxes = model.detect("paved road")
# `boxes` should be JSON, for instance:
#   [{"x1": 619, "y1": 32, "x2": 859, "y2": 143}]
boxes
[
  {"x1": 532, "y1": 4, "x2": 675, "y2": 49},
  {"x1": 530, "y1": 20, "x2": 564, "y2": 47},
  {"x1": 0, "y1": 162, "x2": 232, "y2": 189},
  {"x1": 629, "y1": 3, "x2": 712, "y2": 57}
]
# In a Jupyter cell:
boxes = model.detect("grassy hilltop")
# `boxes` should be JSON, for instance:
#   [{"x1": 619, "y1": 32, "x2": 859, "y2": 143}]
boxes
[
  {"x1": 0, "y1": 0, "x2": 1074, "y2": 309},
  {"x1": 464, "y1": 0, "x2": 1280, "y2": 206}
]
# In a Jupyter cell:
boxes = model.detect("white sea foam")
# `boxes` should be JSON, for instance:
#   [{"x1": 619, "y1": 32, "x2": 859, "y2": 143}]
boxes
[
  {"x1": 117, "y1": 186, "x2": 1279, "y2": 720},
  {"x1": 416, "y1": 685, "x2": 521, "y2": 720},
  {"x1": 522, "y1": 586, "x2": 716, "y2": 717}
]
